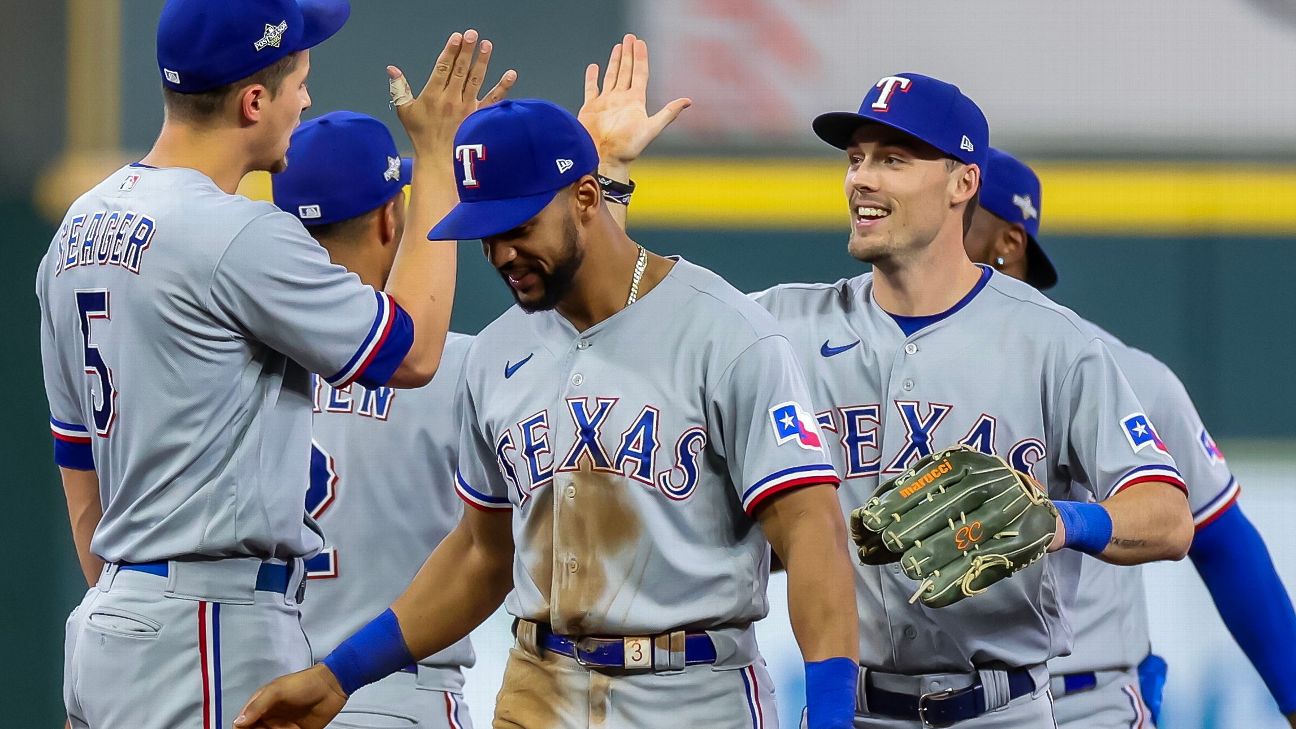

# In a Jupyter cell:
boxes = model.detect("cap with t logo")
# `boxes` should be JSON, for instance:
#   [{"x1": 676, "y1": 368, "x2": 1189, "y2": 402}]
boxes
[
  {"x1": 812, "y1": 73, "x2": 989, "y2": 169},
  {"x1": 426, "y1": 99, "x2": 599, "y2": 241}
]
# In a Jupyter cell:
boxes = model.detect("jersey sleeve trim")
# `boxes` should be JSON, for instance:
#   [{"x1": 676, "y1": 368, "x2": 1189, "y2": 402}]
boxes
[
  {"x1": 1106, "y1": 464, "x2": 1187, "y2": 499},
  {"x1": 50, "y1": 416, "x2": 91, "y2": 443},
  {"x1": 326, "y1": 292, "x2": 414, "y2": 390},
  {"x1": 1193, "y1": 476, "x2": 1241, "y2": 530},
  {"x1": 742, "y1": 464, "x2": 840, "y2": 515},
  {"x1": 51, "y1": 417, "x2": 95, "y2": 470},
  {"x1": 455, "y1": 469, "x2": 511, "y2": 512}
]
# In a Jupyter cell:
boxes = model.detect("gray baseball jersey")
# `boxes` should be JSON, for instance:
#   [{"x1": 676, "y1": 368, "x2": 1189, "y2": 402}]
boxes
[
  {"x1": 36, "y1": 164, "x2": 415, "y2": 563},
  {"x1": 302, "y1": 332, "x2": 476, "y2": 692},
  {"x1": 753, "y1": 267, "x2": 1186, "y2": 673},
  {"x1": 1052, "y1": 324, "x2": 1237, "y2": 675},
  {"x1": 454, "y1": 258, "x2": 839, "y2": 640}
]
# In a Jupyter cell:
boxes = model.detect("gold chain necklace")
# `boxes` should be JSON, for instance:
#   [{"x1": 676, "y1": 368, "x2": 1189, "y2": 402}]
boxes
[{"x1": 626, "y1": 245, "x2": 648, "y2": 306}]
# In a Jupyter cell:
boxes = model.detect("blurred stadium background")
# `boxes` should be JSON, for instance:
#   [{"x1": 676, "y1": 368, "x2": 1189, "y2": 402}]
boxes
[{"x1": 4, "y1": 1, "x2": 1295, "y2": 726}]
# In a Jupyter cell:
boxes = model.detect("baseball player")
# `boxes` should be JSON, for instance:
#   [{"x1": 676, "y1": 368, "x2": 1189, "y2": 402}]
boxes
[
  {"x1": 235, "y1": 87, "x2": 862, "y2": 729},
  {"x1": 757, "y1": 73, "x2": 1199, "y2": 728},
  {"x1": 38, "y1": 0, "x2": 513, "y2": 723},
  {"x1": 968, "y1": 148, "x2": 1296, "y2": 729},
  {"x1": 270, "y1": 110, "x2": 478, "y2": 729},
  {"x1": 595, "y1": 71, "x2": 1196, "y2": 725}
]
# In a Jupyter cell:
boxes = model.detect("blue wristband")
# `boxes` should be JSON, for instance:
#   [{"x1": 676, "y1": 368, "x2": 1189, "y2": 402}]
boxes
[
  {"x1": 1054, "y1": 501, "x2": 1113, "y2": 555},
  {"x1": 805, "y1": 657, "x2": 857, "y2": 729},
  {"x1": 321, "y1": 608, "x2": 415, "y2": 696}
]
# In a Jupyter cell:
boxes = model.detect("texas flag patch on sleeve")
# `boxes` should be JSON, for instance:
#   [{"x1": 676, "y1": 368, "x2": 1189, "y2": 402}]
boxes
[
  {"x1": 770, "y1": 402, "x2": 823, "y2": 450},
  {"x1": 1122, "y1": 413, "x2": 1168, "y2": 454},
  {"x1": 1199, "y1": 428, "x2": 1226, "y2": 464}
]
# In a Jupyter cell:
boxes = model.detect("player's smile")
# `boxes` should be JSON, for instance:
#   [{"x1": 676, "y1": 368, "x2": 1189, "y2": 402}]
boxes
[
  {"x1": 852, "y1": 199, "x2": 893, "y2": 230},
  {"x1": 496, "y1": 255, "x2": 548, "y2": 294},
  {"x1": 504, "y1": 269, "x2": 540, "y2": 292}
]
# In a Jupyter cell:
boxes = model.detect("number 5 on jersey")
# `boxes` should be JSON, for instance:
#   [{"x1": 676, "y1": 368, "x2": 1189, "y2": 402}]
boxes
[
  {"x1": 75, "y1": 289, "x2": 117, "y2": 436},
  {"x1": 304, "y1": 440, "x2": 340, "y2": 578}
]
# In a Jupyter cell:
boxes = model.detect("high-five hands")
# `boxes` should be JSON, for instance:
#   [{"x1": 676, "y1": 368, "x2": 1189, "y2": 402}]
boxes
[
  {"x1": 388, "y1": 29, "x2": 517, "y2": 155},
  {"x1": 579, "y1": 33, "x2": 691, "y2": 182}
]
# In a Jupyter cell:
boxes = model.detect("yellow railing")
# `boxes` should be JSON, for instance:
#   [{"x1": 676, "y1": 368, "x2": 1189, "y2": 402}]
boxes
[{"x1": 237, "y1": 158, "x2": 1296, "y2": 235}]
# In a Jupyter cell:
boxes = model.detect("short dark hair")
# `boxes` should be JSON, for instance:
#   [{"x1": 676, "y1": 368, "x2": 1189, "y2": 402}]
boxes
[
  {"x1": 302, "y1": 190, "x2": 403, "y2": 244},
  {"x1": 303, "y1": 209, "x2": 375, "y2": 244},
  {"x1": 162, "y1": 52, "x2": 301, "y2": 124}
]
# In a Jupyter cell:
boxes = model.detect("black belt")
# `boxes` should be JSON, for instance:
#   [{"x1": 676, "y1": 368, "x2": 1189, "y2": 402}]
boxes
[
  {"x1": 116, "y1": 560, "x2": 303, "y2": 601},
  {"x1": 864, "y1": 668, "x2": 1037, "y2": 727}
]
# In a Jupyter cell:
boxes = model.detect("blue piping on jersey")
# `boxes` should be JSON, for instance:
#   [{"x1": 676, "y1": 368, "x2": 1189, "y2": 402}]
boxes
[
  {"x1": 128, "y1": 162, "x2": 159, "y2": 169},
  {"x1": 886, "y1": 265, "x2": 993, "y2": 337}
]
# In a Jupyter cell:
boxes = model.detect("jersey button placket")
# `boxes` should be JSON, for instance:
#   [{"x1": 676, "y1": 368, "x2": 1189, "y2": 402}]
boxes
[{"x1": 569, "y1": 337, "x2": 589, "y2": 389}]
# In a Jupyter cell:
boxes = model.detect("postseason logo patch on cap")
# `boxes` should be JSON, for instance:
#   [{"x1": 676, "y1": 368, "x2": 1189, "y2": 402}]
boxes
[
  {"x1": 254, "y1": 20, "x2": 289, "y2": 51},
  {"x1": 384, "y1": 156, "x2": 402, "y2": 182},
  {"x1": 1012, "y1": 193, "x2": 1038, "y2": 220}
]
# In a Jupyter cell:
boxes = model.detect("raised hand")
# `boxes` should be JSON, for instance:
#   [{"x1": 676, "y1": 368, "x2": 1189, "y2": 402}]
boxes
[
  {"x1": 579, "y1": 33, "x2": 691, "y2": 181},
  {"x1": 232, "y1": 664, "x2": 348, "y2": 729},
  {"x1": 387, "y1": 29, "x2": 517, "y2": 155}
]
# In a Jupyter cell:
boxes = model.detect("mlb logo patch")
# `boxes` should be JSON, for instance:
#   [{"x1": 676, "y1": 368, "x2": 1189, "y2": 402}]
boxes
[
  {"x1": 769, "y1": 402, "x2": 823, "y2": 451},
  {"x1": 119, "y1": 174, "x2": 140, "y2": 192},
  {"x1": 1122, "y1": 413, "x2": 1167, "y2": 454},
  {"x1": 1199, "y1": 429, "x2": 1225, "y2": 464},
  {"x1": 298, "y1": 204, "x2": 322, "y2": 219}
]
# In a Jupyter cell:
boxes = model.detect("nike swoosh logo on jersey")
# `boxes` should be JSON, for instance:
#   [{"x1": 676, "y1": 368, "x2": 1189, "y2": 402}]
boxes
[
  {"x1": 820, "y1": 339, "x2": 861, "y2": 357},
  {"x1": 504, "y1": 353, "x2": 535, "y2": 379}
]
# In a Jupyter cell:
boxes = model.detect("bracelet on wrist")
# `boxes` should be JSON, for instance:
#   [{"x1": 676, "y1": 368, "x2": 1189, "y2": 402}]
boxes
[{"x1": 597, "y1": 174, "x2": 635, "y2": 206}]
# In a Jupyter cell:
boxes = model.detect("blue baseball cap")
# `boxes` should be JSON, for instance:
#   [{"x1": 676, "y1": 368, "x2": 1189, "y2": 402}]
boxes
[
  {"x1": 981, "y1": 148, "x2": 1057, "y2": 290},
  {"x1": 426, "y1": 99, "x2": 599, "y2": 241},
  {"x1": 272, "y1": 111, "x2": 411, "y2": 226},
  {"x1": 157, "y1": 0, "x2": 350, "y2": 93},
  {"x1": 813, "y1": 73, "x2": 989, "y2": 170}
]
